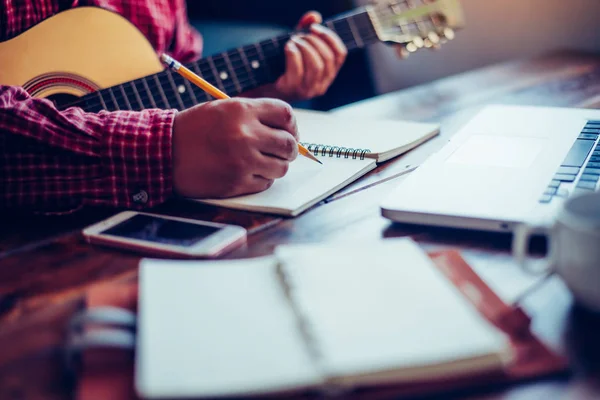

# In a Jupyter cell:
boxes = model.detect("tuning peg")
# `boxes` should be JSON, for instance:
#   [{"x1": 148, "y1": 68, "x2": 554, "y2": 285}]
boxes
[
  {"x1": 443, "y1": 27, "x2": 455, "y2": 40},
  {"x1": 423, "y1": 38, "x2": 433, "y2": 48},
  {"x1": 405, "y1": 42, "x2": 418, "y2": 53},
  {"x1": 412, "y1": 37, "x2": 425, "y2": 48},
  {"x1": 428, "y1": 32, "x2": 441, "y2": 45}
]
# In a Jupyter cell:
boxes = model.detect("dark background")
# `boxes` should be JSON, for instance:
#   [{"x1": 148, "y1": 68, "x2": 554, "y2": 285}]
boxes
[{"x1": 186, "y1": 0, "x2": 376, "y2": 111}]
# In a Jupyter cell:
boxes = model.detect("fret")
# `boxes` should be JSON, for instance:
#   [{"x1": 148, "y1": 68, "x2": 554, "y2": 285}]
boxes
[
  {"x1": 274, "y1": 35, "x2": 289, "y2": 49},
  {"x1": 181, "y1": 77, "x2": 198, "y2": 105},
  {"x1": 156, "y1": 72, "x2": 181, "y2": 110},
  {"x1": 245, "y1": 44, "x2": 262, "y2": 71},
  {"x1": 141, "y1": 78, "x2": 158, "y2": 108},
  {"x1": 170, "y1": 73, "x2": 197, "y2": 109},
  {"x1": 237, "y1": 47, "x2": 257, "y2": 88},
  {"x1": 271, "y1": 36, "x2": 288, "y2": 78},
  {"x1": 222, "y1": 52, "x2": 242, "y2": 94},
  {"x1": 83, "y1": 92, "x2": 104, "y2": 112},
  {"x1": 347, "y1": 14, "x2": 364, "y2": 48},
  {"x1": 339, "y1": 31, "x2": 357, "y2": 49},
  {"x1": 197, "y1": 59, "x2": 223, "y2": 93},
  {"x1": 112, "y1": 86, "x2": 130, "y2": 111},
  {"x1": 226, "y1": 49, "x2": 255, "y2": 93},
  {"x1": 253, "y1": 42, "x2": 265, "y2": 63},
  {"x1": 325, "y1": 20, "x2": 335, "y2": 30},
  {"x1": 132, "y1": 80, "x2": 153, "y2": 109},
  {"x1": 252, "y1": 43, "x2": 270, "y2": 82},
  {"x1": 121, "y1": 84, "x2": 138, "y2": 110},
  {"x1": 208, "y1": 54, "x2": 239, "y2": 95},
  {"x1": 346, "y1": 10, "x2": 379, "y2": 47},
  {"x1": 106, "y1": 87, "x2": 120, "y2": 111},
  {"x1": 95, "y1": 92, "x2": 108, "y2": 111},
  {"x1": 117, "y1": 85, "x2": 133, "y2": 110},
  {"x1": 260, "y1": 38, "x2": 278, "y2": 57},
  {"x1": 206, "y1": 57, "x2": 228, "y2": 94},
  {"x1": 242, "y1": 44, "x2": 270, "y2": 87},
  {"x1": 129, "y1": 82, "x2": 145, "y2": 110},
  {"x1": 333, "y1": 19, "x2": 357, "y2": 50},
  {"x1": 191, "y1": 62, "x2": 213, "y2": 102},
  {"x1": 152, "y1": 75, "x2": 171, "y2": 108},
  {"x1": 165, "y1": 71, "x2": 185, "y2": 110},
  {"x1": 259, "y1": 39, "x2": 284, "y2": 79}
]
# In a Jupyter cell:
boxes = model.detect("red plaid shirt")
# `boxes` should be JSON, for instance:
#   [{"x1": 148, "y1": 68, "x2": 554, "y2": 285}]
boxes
[{"x1": 0, "y1": 0, "x2": 203, "y2": 212}]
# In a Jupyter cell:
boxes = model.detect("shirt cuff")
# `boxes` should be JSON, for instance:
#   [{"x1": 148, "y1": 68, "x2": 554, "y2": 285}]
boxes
[{"x1": 88, "y1": 109, "x2": 177, "y2": 209}]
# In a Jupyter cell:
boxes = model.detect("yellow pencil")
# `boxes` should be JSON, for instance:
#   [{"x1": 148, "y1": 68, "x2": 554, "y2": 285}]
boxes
[{"x1": 160, "y1": 54, "x2": 322, "y2": 165}]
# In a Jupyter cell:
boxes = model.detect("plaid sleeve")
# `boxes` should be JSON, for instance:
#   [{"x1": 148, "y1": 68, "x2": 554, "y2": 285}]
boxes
[{"x1": 0, "y1": 85, "x2": 176, "y2": 213}]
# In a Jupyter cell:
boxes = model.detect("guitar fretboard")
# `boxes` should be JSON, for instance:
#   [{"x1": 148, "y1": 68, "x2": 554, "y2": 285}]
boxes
[{"x1": 61, "y1": 8, "x2": 378, "y2": 113}]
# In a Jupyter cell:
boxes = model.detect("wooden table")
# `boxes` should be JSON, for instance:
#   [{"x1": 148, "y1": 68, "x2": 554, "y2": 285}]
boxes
[{"x1": 2, "y1": 49, "x2": 600, "y2": 399}]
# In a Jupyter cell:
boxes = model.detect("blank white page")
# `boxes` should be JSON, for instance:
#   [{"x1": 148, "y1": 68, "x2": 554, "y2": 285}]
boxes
[
  {"x1": 274, "y1": 239, "x2": 509, "y2": 384},
  {"x1": 136, "y1": 258, "x2": 321, "y2": 399},
  {"x1": 196, "y1": 156, "x2": 376, "y2": 216}
]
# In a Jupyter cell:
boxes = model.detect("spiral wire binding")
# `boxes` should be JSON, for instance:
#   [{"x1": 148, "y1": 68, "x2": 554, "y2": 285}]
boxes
[
  {"x1": 300, "y1": 142, "x2": 371, "y2": 160},
  {"x1": 275, "y1": 263, "x2": 353, "y2": 397}
]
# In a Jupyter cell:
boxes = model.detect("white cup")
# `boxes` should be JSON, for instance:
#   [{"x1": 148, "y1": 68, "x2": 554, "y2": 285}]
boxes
[{"x1": 513, "y1": 192, "x2": 600, "y2": 312}]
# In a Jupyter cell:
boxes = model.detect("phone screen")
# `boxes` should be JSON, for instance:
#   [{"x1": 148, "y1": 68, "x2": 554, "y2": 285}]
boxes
[{"x1": 102, "y1": 215, "x2": 221, "y2": 247}]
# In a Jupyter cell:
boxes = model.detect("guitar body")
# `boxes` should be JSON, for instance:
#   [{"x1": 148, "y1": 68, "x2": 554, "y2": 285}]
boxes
[
  {"x1": 0, "y1": 2, "x2": 463, "y2": 111},
  {"x1": 0, "y1": 7, "x2": 162, "y2": 100}
]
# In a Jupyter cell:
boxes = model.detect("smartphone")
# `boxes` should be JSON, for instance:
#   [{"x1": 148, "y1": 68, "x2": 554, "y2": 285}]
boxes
[{"x1": 82, "y1": 211, "x2": 247, "y2": 258}]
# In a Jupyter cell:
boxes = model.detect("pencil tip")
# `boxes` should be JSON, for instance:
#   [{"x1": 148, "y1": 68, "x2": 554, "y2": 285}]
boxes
[{"x1": 316, "y1": 158, "x2": 323, "y2": 165}]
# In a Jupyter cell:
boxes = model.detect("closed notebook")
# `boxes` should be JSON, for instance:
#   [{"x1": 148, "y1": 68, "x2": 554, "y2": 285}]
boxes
[
  {"x1": 135, "y1": 239, "x2": 511, "y2": 399},
  {"x1": 194, "y1": 109, "x2": 439, "y2": 216}
]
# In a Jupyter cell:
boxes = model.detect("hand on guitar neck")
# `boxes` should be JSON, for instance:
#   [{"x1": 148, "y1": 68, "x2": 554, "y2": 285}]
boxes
[{"x1": 243, "y1": 11, "x2": 347, "y2": 102}]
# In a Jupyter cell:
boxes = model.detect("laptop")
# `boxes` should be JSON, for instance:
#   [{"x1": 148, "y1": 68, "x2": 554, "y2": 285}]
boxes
[{"x1": 381, "y1": 105, "x2": 600, "y2": 232}]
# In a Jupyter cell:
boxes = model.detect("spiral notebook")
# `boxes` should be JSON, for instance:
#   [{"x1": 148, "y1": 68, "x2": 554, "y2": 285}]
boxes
[
  {"x1": 135, "y1": 239, "x2": 513, "y2": 398},
  {"x1": 194, "y1": 110, "x2": 439, "y2": 216}
]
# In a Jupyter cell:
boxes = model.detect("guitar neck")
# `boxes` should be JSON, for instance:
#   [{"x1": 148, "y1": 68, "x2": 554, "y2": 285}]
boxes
[{"x1": 69, "y1": 8, "x2": 379, "y2": 113}]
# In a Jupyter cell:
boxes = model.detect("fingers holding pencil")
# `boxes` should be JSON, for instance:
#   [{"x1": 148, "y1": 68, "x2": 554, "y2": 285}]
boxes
[{"x1": 160, "y1": 53, "x2": 323, "y2": 165}]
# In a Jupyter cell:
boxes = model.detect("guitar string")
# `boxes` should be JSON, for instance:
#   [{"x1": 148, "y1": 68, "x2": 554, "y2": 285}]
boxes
[
  {"x1": 65, "y1": 26, "x2": 403, "y2": 111},
  {"x1": 57, "y1": 2, "x2": 437, "y2": 110},
  {"x1": 60, "y1": 6, "x2": 441, "y2": 111},
  {"x1": 97, "y1": 16, "x2": 424, "y2": 110},
  {"x1": 62, "y1": 24, "x2": 371, "y2": 111},
  {"x1": 57, "y1": 5, "x2": 437, "y2": 110}
]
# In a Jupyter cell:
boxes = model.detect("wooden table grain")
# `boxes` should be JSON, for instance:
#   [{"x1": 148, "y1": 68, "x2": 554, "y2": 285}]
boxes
[{"x1": 2, "y1": 49, "x2": 600, "y2": 400}]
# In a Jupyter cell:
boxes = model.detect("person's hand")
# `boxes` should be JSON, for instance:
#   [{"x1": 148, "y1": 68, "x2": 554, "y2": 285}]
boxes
[
  {"x1": 172, "y1": 98, "x2": 299, "y2": 199},
  {"x1": 247, "y1": 11, "x2": 347, "y2": 102}
]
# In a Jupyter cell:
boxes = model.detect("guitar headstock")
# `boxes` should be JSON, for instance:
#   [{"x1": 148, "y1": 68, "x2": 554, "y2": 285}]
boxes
[{"x1": 367, "y1": 0, "x2": 465, "y2": 57}]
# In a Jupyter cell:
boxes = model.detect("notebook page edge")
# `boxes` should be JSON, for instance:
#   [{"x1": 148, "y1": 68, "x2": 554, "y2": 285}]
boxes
[
  {"x1": 191, "y1": 157, "x2": 376, "y2": 216},
  {"x1": 273, "y1": 240, "x2": 510, "y2": 387},
  {"x1": 375, "y1": 126, "x2": 441, "y2": 162},
  {"x1": 329, "y1": 352, "x2": 506, "y2": 389},
  {"x1": 288, "y1": 158, "x2": 377, "y2": 216}
]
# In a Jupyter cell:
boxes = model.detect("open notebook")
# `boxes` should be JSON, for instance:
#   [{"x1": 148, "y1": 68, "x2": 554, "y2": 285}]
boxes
[
  {"x1": 194, "y1": 109, "x2": 439, "y2": 216},
  {"x1": 136, "y1": 239, "x2": 511, "y2": 398}
]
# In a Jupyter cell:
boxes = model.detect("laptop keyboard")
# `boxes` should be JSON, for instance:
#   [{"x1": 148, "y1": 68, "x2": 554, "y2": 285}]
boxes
[{"x1": 539, "y1": 120, "x2": 600, "y2": 204}]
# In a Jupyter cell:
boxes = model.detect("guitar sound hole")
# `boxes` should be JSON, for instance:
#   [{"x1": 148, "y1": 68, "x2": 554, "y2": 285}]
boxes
[{"x1": 46, "y1": 93, "x2": 81, "y2": 109}]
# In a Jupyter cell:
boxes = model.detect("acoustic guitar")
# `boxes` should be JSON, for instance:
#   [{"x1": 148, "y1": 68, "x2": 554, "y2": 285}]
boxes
[{"x1": 0, "y1": 0, "x2": 464, "y2": 113}]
